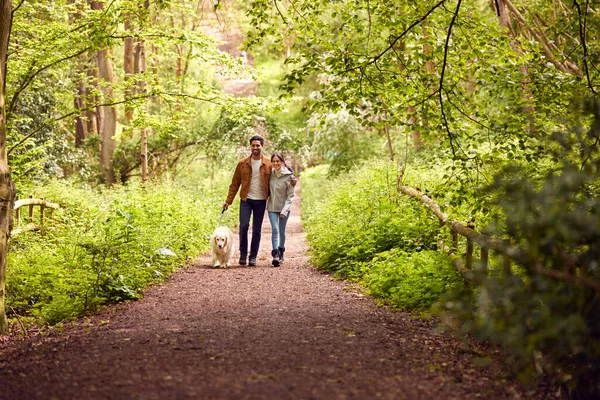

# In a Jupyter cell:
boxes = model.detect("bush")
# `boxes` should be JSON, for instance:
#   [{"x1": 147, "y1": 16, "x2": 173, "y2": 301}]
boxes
[
  {"x1": 362, "y1": 249, "x2": 463, "y2": 310},
  {"x1": 442, "y1": 97, "x2": 600, "y2": 398},
  {"x1": 7, "y1": 178, "x2": 236, "y2": 325},
  {"x1": 301, "y1": 160, "x2": 462, "y2": 310}
]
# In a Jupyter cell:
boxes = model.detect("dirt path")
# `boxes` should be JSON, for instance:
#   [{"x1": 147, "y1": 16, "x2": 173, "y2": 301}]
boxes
[{"x1": 0, "y1": 192, "x2": 532, "y2": 400}]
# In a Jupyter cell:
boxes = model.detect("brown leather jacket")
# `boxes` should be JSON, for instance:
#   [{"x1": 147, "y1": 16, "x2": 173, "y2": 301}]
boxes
[{"x1": 225, "y1": 155, "x2": 272, "y2": 205}]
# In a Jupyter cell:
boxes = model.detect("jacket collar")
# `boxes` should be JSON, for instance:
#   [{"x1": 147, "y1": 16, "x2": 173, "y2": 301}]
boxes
[
  {"x1": 242, "y1": 154, "x2": 268, "y2": 164},
  {"x1": 273, "y1": 166, "x2": 293, "y2": 176}
]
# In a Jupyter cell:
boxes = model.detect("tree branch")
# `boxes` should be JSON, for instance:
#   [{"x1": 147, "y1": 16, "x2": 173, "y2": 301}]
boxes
[
  {"x1": 11, "y1": 0, "x2": 25, "y2": 14},
  {"x1": 8, "y1": 92, "x2": 220, "y2": 154},
  {"x1": 504, "y1": 0, "x2": 582, "y2": 77},
  {"x1": 7, "y1": 47, "x2": 91, "y2": 117},
  {"x1": 573, "y1": 0, "x2": 596, "y2": 94},
  {"x1": 344, "y1": 0, "x2": 446, "y2": 73},
  {"x1": 439, "y1": 0, "x2": 462, "y2": 156},
  {"x1": 273, "y1": 0, "x2": 289, "y2": 26}
]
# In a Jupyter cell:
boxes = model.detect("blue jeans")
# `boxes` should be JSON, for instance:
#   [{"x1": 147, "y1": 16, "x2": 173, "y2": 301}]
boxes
[
  {"x1": 268, "y1": 211, "x2": 289, "y2": 250},
  {"x1": 239, "y1": 199, "x2": 266, "y2": 259}
]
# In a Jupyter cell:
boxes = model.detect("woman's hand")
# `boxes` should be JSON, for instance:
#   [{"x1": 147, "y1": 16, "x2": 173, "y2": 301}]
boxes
[{"x1": 280, "y1": 213, "x2": 286, "y2": 218}]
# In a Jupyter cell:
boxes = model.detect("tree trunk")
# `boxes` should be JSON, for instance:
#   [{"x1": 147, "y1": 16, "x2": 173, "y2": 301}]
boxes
[
  {"x1": 91, "y1": 1, "x2": 116, "y2": 185},
  {"x1": 96, "y1": 48, "x2": 117, "y2": 185},
  {"x1": 69, "y1": 0, "x2": 88, "y2": 148},
  {"x1": 124, "y1": 18, "x2": 134, "y2": 123},
  {"x1": 136, "y1": 0, "x2": 150, "y2": 183},
  {"x1": 141, "y1": 127, "x2": 149, "y2": 182},
  {"x1": 0, "y1": 0, "x2": 16, "y2": 334},
  {"x1": 496, "y1": 0, "x2": 511, "y2": 31},
  {"x1": 85, "y1": 61, "x2": 98, "y2": 137},
  {"x1": 74, "y1": 73, "x2": 88, "y2": 147}
]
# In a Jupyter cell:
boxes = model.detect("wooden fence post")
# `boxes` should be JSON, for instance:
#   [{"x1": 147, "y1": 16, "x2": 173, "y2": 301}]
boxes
[
  {"x1": 40, "y1": 197, "x2": 45, "y2": 236},
  {"x1": 466, "y1": 237, "x2": 474, "y2": 269},
  {"x1": 466, "y1": 218, "x2": 475, "y2": 269},
  {"x1": 28, "y1": 194, "x2": 33, "y2": 224},
  {"x1": 481, "y1": 246, "x2": 489, "y2": 276},
  {"x1": 452, "y1": 230, "x2": 458, "y2": 252},
  {"x1": 40, "y1": 197, "x2": 45, "y2": 225},
  {"x1": 14, "y1": 195, "x2": 19, "y2": 226}
]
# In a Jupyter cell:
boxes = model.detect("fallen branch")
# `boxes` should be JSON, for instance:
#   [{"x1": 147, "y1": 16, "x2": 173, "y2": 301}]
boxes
[{"x1": 399, "y1": 185, "x2": 600, "y2": 292}]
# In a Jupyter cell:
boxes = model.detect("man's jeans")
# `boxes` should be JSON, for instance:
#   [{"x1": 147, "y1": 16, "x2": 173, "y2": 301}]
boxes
[
  {"x1": 268, "y1": 211, "x2": 289, "y2": 250},
  {"x1": 239, "y1": 199, "x2": 266, "y2": 259}
]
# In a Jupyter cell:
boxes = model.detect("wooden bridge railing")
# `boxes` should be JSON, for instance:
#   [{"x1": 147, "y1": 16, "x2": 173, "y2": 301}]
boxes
[
  {"x1": 12, "y1": 195, "x2": 59, "y2": 235},
  {"x1": 398, "y1": 186, "x2": 600, "y2": 293}
]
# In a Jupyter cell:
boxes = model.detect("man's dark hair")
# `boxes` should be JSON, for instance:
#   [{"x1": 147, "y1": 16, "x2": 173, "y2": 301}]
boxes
[{"x1": 249, "y1": 135, "x2": 264, "y2": 146}]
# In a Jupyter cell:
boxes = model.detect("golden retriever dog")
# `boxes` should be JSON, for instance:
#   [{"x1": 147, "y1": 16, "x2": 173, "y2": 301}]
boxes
[{"x1": 210, "y1": 226, "x2": 235, "y2": 268}]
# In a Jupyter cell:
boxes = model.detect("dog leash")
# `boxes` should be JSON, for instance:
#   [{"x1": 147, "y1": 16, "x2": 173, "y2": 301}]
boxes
[{"x1": 218, "y1": 206, "x2": 228, "y2": 226}]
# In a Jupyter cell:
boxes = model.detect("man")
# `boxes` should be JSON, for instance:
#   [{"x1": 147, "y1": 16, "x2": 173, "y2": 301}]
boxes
[{"x1": 223, "y1": 135, "x2": 296, "y2": 266}]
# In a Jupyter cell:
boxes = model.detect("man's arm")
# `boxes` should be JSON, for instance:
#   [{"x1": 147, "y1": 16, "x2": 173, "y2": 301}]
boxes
[{"x1": 223, "y1": 163, "x2": 242, "y2": 207}]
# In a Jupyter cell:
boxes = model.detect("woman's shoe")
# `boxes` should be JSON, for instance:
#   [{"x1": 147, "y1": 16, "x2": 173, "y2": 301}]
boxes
[
  {"x1": 271, "y1": 249, "x2": 280, "y2": 267},
  {"x1": 278, "y1": 247, "x2": 285, "y2": 263}
]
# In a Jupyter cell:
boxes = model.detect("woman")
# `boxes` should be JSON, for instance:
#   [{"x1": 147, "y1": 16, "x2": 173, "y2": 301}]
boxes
[{"x1": 267, "y1": 153, "x2": 295, "y2": 267}]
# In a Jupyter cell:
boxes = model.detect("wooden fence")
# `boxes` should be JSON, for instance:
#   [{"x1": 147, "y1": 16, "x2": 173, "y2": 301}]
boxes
[
  {"x1": 12, "y1": 195, "x2": 59, "y2": 235},
  {"x1": 398, "y1": 186, "x2": 600, "y2": 293}
]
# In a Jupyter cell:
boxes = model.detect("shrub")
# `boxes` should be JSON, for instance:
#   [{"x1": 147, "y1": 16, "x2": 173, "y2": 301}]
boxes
[
  {"x1": 7, "y1": 178, "x2": 235, "y2": 325},
  {"x1": 442, "y1": 97, "x2": 600, "y2": 398},
  {"x1": 302, "y1": 161, "x2": 442, "y2": 276},
  {"x1": 301, "y1": 160, "x2": 461, "y2": 311},
  {"x1": 362, "y1": 249, "x2": 463, "y2": 311}
]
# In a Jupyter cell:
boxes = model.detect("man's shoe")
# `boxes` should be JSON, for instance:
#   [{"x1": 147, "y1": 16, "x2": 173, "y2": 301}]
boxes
[
  {"x1": 239, "y1": 256, "x2": 247, "y2": 266},
  {"x1": 271, "y1": 249, "x2": 280, "y2": 267},
  {"x1": 248, "y1": 258, "x2": 256, "y2": 267}
]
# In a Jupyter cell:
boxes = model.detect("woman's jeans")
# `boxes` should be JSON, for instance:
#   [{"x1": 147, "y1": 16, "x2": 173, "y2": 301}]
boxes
[
  {"x1": 239, "y1": 199, "x2": 266, "y2": 259},
  {"x1": 268, "y1": 211, "x2": 289, "y2": 250}
]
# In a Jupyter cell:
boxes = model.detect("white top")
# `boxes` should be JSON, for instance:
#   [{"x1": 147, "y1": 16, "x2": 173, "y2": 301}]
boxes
[{"x1": 247, "y1": 157, "x2": 265, "y2": 200}]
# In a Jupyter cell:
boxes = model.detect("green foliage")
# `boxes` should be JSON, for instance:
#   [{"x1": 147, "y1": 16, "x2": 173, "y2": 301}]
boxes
[
  {"x1": 307, "y1": 110, "x2": 379, "y2": 175},
  {"x1": 301, "y1": 161, "x2": 460, "y2": 310},
  {"x1": 7, "y1": 177, "x2": 235, "y2": 325},
  {"x1": 442, "y1": 98, "x2": 600, "y2": 398},
  {"x1": 5, "y1": 0, "x2": 255, "y2": 184},
  {"x1": 245, "y1": 0, "x2": 598, "y2": 207},
  {"x1": 362, "y1": 249, "x2": 462, "y2": 311}
]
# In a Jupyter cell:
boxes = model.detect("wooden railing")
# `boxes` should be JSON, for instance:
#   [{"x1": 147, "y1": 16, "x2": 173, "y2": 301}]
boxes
[
  {"x1": 399, "y1": 186, "x2": 600, "y2": 292},
  {"x1": 12, "y1": 195, "x2": 59, "y2": 235}
]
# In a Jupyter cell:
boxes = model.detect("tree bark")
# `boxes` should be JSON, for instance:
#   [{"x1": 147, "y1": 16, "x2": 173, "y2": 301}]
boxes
[
  {"x1": 124, "y1": 18, "x2": 134, "y2": 123},
  {"x1": 96, "y1": 48, "x2": 117, "y2": 185},
  {"x1": 68, "y1": 0, "x2": 88, "y2": 147},
  {"x1": 136, "y1": 0, "x2": 150, "y2": 183},
  {"x1": 0, "y1": 0, "x2": 16, "y2": 334},
  {"x1": 91, "y1": 1, "x2": 117, "y2": 185},
  {"x1": 85, "y1": 61, "x2": 98, "y2": 137},
  {"x1": 74, "y1": 71, "x2": 88, "y2": 147}
]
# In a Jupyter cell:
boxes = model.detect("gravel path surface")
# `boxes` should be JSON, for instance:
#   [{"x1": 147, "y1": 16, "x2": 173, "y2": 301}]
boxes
[{"x1": 0, "y1": 192, "x2": 533, "y2": 399}]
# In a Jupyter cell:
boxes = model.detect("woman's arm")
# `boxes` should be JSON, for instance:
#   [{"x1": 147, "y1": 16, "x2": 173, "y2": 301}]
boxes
[{"x1": 280, "y1": 180, "x2": 295, "y2": 216}]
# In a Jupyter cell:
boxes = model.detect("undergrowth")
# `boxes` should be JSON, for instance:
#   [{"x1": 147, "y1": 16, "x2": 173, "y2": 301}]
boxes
[
  {"x1": 7, "y1": 177, "x2": 236, "y2": 327},
  {"x1": 301, "y1": 161, "x2": 464, "y2": 311}
]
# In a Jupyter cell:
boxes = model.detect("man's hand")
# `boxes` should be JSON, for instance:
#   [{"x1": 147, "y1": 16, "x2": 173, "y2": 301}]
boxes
[
  {"x1": 291, "y1": 175, "x2": 298, "y2": 186},
  {"x1": 222, "y1": 203, "x2": 229, "y2": 210}
]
